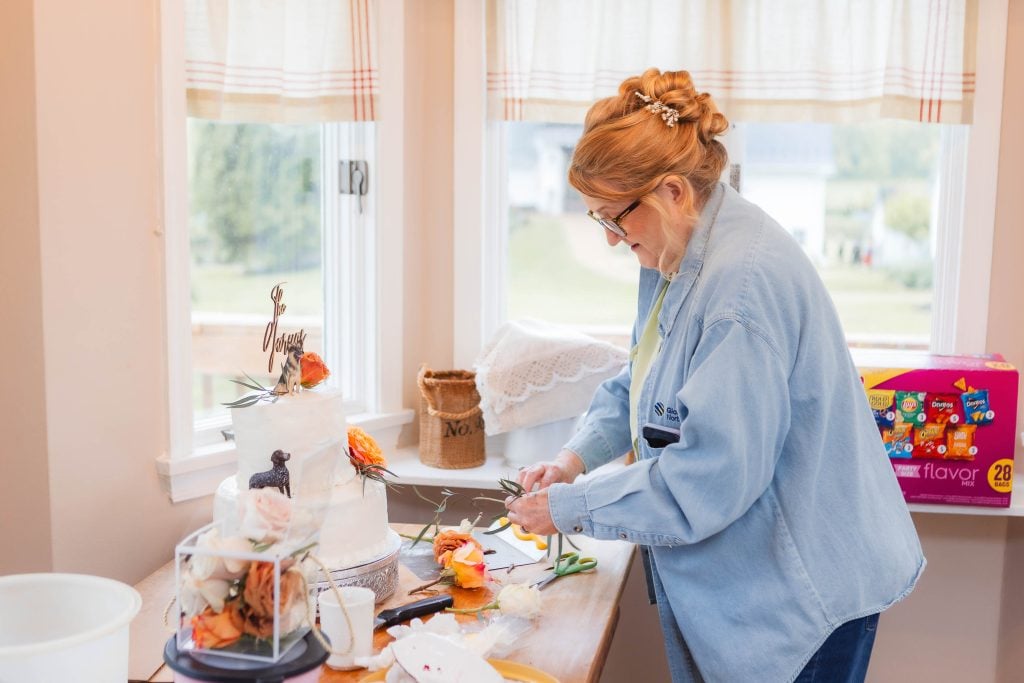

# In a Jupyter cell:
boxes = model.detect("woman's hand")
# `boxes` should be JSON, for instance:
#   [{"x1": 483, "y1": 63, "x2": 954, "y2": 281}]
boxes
[
  {"x1": 505, "y1": 489, "x2": 558, "y2": 536},
  {"x1": 517, "y1": 449, "x2": 586, "y2": 493}
]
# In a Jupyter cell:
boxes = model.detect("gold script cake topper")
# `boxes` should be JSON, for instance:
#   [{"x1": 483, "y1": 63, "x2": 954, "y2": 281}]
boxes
[{"x1": 262, "y1": 284, "x2": 307, "y2": 373}]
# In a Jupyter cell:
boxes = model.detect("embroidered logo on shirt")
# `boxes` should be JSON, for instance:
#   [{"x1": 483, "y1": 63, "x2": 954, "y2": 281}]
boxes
[{"x1": 654, "y1": 402, "x2": 680, "y2": 423}]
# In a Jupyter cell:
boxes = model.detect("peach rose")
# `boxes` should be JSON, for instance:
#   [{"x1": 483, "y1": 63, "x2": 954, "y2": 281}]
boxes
[
  {"x1": 191, "y1": 602, "x2": 244, "y2": 649},
  {"x1": 432, "y1": 529, "x2": 482, "y2": 565},
  {"x1": 299, "y1": 352, "x2": 330, "y2": 389},
  {"x1": 348, "y1": 426, "x2": 386, "y2": 467},
  {"x1": 242, "y1": 560, "x2": 304, "y2": 620},
  {"x1": 445, "y1": 543, "x2": 488, "y2": 589},
  {"x1": 240, "y1": 488, "x2": 292, "y2": 543}
]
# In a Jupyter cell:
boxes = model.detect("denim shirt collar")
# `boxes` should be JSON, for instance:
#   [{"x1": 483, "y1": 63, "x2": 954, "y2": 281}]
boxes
[{"x1": 640, "y1": 181, "x2": 728, "y2": 340}]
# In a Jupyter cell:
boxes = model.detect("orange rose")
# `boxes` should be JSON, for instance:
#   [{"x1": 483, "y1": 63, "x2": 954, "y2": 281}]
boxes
[
  {"x1": 444, "y1": 543, "x2": 488, "y2": 589},
  {"x1": 191, "y1": 602, "x2": 244, "y2": 649},
  {"x1": 348, "y1": 426, "x2": 386, "y2": 467},
  {"x1": 432, "y1": 529, "x2": 482, "y2": 565},
  {"x1": 242, "y1": 560, "x2": 303, "y2": 620},
  {"x1": 299, "y1": 352, "x2": 330, "y2": 389}
]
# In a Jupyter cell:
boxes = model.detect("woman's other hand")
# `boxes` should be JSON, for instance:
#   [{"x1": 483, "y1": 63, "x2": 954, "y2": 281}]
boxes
[
  {"x1": 505, "y1": 489, "x2": 558, "y2": 536},
  {"x1": 517, "y1": 449, "x2": 586, "y2": 493}
]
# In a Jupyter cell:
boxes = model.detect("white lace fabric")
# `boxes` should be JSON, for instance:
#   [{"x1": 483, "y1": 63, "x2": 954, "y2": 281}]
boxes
[{"x1": 474, "y1": 319, "x2": 628, "y2": 435}]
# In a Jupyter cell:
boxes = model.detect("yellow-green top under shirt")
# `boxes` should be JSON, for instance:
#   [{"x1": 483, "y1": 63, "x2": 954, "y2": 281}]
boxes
[{"x1": 629, "y1": 278, "x2": 671, "y2": 452}]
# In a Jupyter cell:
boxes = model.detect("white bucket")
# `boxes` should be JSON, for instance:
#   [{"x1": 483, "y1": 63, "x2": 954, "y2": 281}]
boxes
[
  {"x1": 0, "y1": 573, "x2": 142, "y2": 683},
  {"x1": 503, "y1": 416, "x2": 581, "y2": 466}
]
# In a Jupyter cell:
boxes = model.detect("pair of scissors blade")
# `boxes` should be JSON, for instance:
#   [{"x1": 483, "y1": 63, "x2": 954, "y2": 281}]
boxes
[{"x1": 529, "y1": 572, "x2": 560, "y2": 591}]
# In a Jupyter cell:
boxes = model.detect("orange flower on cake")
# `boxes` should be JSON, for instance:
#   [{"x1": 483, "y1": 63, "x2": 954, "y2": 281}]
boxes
[
  {"x1": 299, "y1": 352, "x2": 330, "y2": 389},
  {"x1": 348, "y1": 426, "x2": 387, "y2": 467},
  {"x1": 191, "y1": 602, "x2": 245, "y2": 649}
]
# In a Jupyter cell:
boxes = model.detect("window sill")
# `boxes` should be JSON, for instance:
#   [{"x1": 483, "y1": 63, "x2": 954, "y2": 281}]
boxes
[
  {"x1": 384, "y1": 443, "x2": 627, "y2": 490},
  {"x1": 156, "y1": 408, "x2": 415, "y2": 503}
]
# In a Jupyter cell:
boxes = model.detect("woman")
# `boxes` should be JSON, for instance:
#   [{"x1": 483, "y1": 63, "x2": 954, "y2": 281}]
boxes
[{"x1": 504, "y1": 69, "x2": 925, "y2": 683}]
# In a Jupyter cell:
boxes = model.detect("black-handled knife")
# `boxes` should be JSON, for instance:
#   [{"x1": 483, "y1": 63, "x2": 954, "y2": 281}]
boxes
[{"x1": 373, "y1": 594, "x2": 454, "y2": 631}]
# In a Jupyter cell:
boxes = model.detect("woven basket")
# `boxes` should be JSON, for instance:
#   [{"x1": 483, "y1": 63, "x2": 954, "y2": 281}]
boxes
[{"x1": 417, "y1": 365, "x2": 486, "y2": 469}]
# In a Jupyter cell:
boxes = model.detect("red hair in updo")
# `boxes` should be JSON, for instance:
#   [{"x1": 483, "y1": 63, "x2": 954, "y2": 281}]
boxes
[{"x1": 569, "y1": 69, "x2": 730, "y2": 266}]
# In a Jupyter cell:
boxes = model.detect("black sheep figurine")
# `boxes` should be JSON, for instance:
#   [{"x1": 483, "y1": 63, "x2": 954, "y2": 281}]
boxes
[{"x1": 248, "y1": 449, "x2": 291, "y2": 498}]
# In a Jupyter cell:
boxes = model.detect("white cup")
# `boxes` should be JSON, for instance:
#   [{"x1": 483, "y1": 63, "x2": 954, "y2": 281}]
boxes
[{"x1": 317, "y1": 586, "x2": 375, "y2": 670}]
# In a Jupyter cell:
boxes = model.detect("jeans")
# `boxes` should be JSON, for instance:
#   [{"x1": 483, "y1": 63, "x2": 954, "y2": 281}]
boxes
[{"x1": 794, "y1": 613, "x2": 880, "y2": 683}]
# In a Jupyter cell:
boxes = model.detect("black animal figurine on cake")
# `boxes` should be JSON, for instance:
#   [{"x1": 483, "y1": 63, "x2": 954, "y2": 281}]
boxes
[
  {"x1": 249, "y1": 449, "x2": 291, "y2": 497},
  {"x1": 273, "y1": 343, "x2": 303, "y2": 396}
]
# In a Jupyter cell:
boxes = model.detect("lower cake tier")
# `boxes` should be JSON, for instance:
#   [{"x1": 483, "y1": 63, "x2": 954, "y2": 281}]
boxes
[{"x1": 213, "y1": 474, "x2": 393, "y2": 569}]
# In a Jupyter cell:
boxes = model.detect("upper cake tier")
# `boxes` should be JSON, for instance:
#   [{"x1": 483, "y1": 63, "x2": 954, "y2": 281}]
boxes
[{"x1": 231, "y1": 388, "x2": 351, "y2": 491}]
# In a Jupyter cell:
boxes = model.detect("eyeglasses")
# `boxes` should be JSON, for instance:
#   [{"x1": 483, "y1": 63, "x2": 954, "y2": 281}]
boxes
[{"x1": 587, "y1": 198, "x2": 641, "y2": 238}]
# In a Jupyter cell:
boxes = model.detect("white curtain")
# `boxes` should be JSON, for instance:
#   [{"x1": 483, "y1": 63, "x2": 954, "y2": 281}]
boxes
[
  {"x1": 185, "y1": 0, "x2": 379, "y2": 123},
  {"x1": 487, "y1": 0, "x2": 977, "y2": 124}
]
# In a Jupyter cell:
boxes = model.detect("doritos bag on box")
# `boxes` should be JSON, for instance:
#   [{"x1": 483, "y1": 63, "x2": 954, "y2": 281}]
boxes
[{"x1": 853, "y1": 350, "x2": 1019, "y2": 508}]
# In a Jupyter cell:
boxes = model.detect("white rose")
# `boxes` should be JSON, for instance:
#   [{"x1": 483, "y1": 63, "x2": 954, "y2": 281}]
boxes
[
  {"x1": 190, "y1": 528, "x2": 252, "y2": 581},
  {"x1": 240, "y1": 488, "x2": 293, "y2": 543},
  {"x1": 179, "y1": 570, "x2": 232, "y2": 616},
  {"x1": 457, "y1": 518, "x2": 475, "y2": 534},
  {"x1": 496, "y1": 583, "x2": 542, "y2": 619}
]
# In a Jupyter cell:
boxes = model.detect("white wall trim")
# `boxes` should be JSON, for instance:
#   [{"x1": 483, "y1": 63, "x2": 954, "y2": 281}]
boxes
[
  {"x1": 931, "y1": 125, "x2": 969, "y2": 354},
  {"x1": 452, "y1": 0, "x2": 490, "y2": 368},
  {"x1": 954, "y1": 0, "x2": 1008, "y2": 353},
  {"x1": 376, "y1": 0, "x2": 406, "y2": 408},
  {"x1": 159, "y1": 0, "x2": 193, "y2": 461},
  {"x1": 158, "y1": 0, "x2": 411, "y2": 496}
]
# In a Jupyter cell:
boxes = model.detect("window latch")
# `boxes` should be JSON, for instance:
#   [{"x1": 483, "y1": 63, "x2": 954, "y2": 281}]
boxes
[{"x1": 339, "y1": 160, "x2": 369, "y2": 213}]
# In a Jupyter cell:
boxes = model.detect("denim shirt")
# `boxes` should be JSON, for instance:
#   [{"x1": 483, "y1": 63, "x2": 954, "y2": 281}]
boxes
[{"x1": 549, "y1": 183, "x2": 925, "y2": 682}]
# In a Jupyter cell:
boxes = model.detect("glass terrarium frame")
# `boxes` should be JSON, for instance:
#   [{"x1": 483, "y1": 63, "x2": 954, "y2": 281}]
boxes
[{"x1": 174, "y1": 520, "x2": 315, "y2": 665}]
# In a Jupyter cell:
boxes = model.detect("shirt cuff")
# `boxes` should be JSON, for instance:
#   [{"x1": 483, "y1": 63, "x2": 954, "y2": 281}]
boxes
[
  {"x1": 548, "y1": 481, "x2": 592, "y2": 536},
  {"x1": 564, "y1": 428, "x2": 617, "y2": 474}
]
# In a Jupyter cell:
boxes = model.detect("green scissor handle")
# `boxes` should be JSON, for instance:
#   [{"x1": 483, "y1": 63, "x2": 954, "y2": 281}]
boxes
[{"x1": 553, "y1": 552, "x2": 598, "y2": 577}]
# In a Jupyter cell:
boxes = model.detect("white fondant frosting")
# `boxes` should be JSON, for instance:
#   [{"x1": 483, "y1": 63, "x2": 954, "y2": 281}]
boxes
[
  {"x1": 214, "y1": 474, "x2": 393, "y2": 568},
  {"x1": 214, "y1": 387, "x2": 393, "y2": 569},
  {"x1": 231, "y1": 389, "x2": 353, "y2": 490}
]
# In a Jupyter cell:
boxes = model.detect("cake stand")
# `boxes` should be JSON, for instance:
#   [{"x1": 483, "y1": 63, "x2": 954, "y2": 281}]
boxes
[{"x1": 313, "y1": 530, "x2": 402, "y2": 603}]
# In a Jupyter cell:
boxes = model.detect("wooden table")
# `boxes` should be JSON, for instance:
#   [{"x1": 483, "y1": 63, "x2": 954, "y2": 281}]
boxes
[{"x1": 129, "y1": 524, "x2": 634, "y2": 683}]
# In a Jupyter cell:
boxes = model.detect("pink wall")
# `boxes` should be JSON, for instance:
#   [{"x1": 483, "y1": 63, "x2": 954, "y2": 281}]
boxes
[
  {"x1": 2, "y1": 0, "x2": 211, "y2": 583},
  {"x1": 0, "y1": 0, "x2": 52, "y2": 573}
]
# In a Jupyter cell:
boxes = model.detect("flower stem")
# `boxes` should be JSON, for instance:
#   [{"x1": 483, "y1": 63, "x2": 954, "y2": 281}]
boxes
[
  {"x1": 400, "y1": 532, "x2": 434, "y2": 543},
  {"x1": 408, "y1": 578, "x2": 445, "y2": 595},
  {"x1": 445, "y1": 601, "x2": 499, "y2": 615}
]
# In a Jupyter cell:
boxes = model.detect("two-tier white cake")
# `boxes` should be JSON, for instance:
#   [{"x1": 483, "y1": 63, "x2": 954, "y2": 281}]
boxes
[{"x1": 213, "y1": 388, "x2": 397, "y2": 569}]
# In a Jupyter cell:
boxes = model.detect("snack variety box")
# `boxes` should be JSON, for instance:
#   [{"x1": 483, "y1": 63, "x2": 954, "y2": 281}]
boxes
[{"x1": 853, "y1": 349, "x2": 1019, "y2": 508}]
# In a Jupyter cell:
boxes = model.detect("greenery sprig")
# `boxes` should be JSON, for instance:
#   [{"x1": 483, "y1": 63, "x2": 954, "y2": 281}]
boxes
[
  {"x1": 348, "y1": 448, "x2": 399, "y2": 492},
  {"x1": 403, "y1": 487, "x2": 458, "y2": 548},
  {"x1": 475, "y1": 478, "x2": 526, "y2": 535},
  {"x1": 473, "y1": 478, "x2": 580, "y2": 556},
  {"x1": 222, "y1": 373, "x2": 280, "y2": 408}
]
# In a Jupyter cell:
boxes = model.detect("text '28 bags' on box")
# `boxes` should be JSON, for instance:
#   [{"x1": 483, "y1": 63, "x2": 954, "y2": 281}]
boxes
[{"x1": 853, "y1": 350, "x2": 1019, "y2": 508}]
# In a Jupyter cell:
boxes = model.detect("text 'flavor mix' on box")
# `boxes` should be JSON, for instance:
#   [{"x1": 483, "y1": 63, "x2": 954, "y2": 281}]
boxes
[{"x1": 854, "y1": 350, "x2": 1019, "y2": 508}]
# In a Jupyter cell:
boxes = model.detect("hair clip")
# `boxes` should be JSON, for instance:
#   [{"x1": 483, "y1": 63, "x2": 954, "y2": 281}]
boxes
[{"x1": 634, "y1": 91, "x2": 680, "y2": 128}]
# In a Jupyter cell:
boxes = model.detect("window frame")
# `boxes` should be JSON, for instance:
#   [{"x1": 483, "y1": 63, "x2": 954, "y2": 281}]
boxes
[
  {"x1": 157, "y1": 0, "x2": 412, "y2": 503},
  {"x1": 455, "y1": 0, "x2": 1008, "y2": 364}
]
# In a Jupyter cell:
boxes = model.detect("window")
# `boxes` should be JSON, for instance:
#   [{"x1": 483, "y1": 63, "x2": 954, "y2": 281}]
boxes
[
  {"x1": 496, "y1": 119, "x2": 951, "y2": 351},
  {"x1": 731, "y1": 120, "x2": 950, "y2": 349},
  {"x1": 473, "y1": 0, "x2": 995, "y2": 359},
  {"x1": 159, "y1": 0, "x2": 411, "y2": 502},
  {"x1": 187, "y1": 121, "x2": 375, "y2": 449},
  {"x1": 504, "y1": 122, "x2": 639, "y2": 344}
]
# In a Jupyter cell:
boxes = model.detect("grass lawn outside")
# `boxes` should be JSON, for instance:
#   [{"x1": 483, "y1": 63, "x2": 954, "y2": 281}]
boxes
[
  {"x1": 191, "y1": 264, "x2": 323, "y2": 316},
  {"x1": 508, "y1": 212, "x2": 932, "y2": 343}
]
